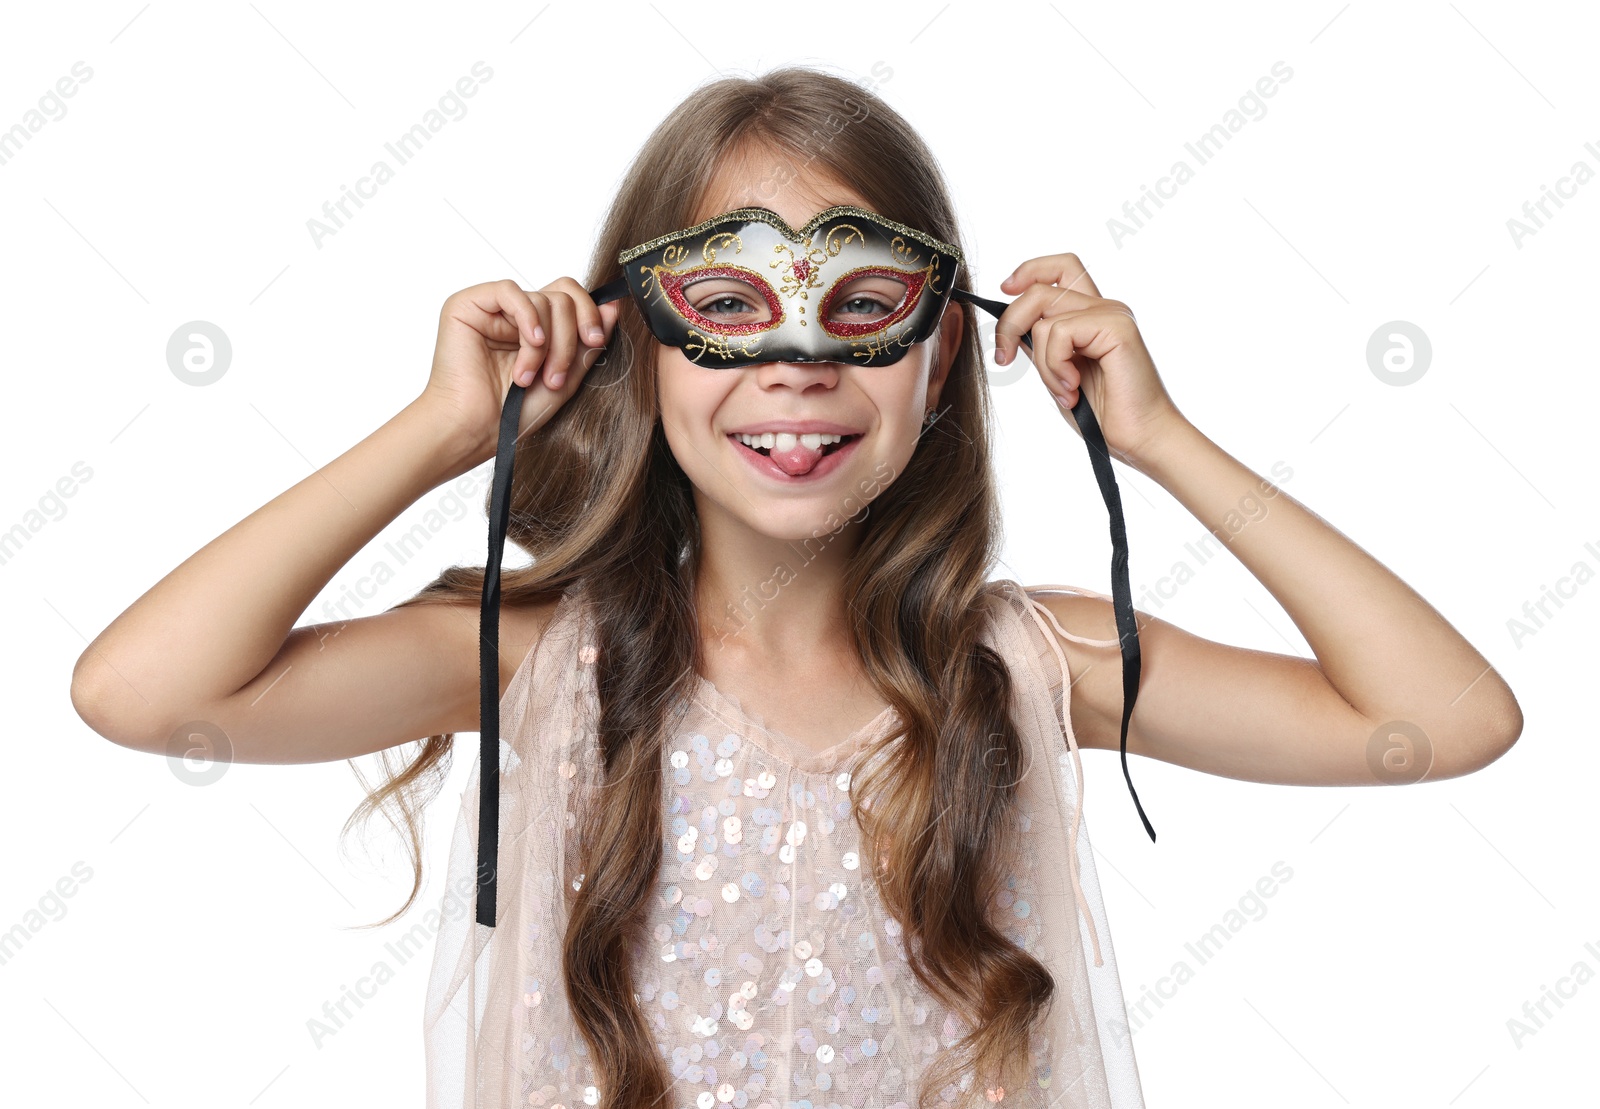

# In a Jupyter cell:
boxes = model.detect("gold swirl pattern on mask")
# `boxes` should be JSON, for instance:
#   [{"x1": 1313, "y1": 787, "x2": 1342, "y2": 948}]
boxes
[{"x1": 684, "y1": 328, "x2": 765, "y2": 364}]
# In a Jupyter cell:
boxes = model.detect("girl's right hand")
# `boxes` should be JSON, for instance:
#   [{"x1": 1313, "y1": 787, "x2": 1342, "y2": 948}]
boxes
[{"x1": 420, "y1": 277, "x2": 622, "y2": 465}]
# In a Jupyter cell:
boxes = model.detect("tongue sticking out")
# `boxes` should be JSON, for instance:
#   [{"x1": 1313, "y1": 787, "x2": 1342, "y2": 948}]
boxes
[{"x1": 767, "y1": 440, "x2": 825, "y2": 476}]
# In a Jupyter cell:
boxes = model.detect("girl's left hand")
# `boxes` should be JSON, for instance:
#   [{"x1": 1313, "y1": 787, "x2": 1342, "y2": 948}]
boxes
[{"x1": 995, "y1": 253, "x2": 1185, "y2": 469}]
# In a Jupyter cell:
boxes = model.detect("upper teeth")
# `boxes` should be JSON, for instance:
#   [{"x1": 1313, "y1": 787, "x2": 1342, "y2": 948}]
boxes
[{"x1": 736, "y1": 432, "x2": 846, "y2": 451}]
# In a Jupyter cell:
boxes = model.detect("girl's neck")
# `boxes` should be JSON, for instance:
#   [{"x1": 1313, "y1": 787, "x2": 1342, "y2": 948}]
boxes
[{"x1": 690, "y1": 494, "x2": 867, "y2": 660}]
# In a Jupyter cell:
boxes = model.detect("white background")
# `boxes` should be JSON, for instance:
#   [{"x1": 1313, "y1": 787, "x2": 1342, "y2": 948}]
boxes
[{"x1": 2, "y1": 1, "x2": 1594, "y2": 1106}]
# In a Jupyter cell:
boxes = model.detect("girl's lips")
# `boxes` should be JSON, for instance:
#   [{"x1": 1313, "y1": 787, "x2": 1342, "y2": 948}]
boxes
[{"x1": 727, "y1": 433, "x2": 862, "y2": 482}]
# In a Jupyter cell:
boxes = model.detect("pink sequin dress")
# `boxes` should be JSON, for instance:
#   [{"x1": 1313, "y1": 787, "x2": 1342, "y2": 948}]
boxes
[{"x1": 423, "y1": 578, "x2": 1146, "y2": 1108}]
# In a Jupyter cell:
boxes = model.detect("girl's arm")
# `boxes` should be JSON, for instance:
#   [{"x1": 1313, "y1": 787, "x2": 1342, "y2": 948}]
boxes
[
  {"x1": 1036, "y1": 417, "x2": 1522, "y2": 785},
  {"x1": 69, "y1": 398, "x2": 512, "y2": 763},
  {"x1": 70, "y1": 279, "x2": 614, "y2": 763},
  {"x1": 993, "y1": 253, "x2": 1520, "y2": 785}
]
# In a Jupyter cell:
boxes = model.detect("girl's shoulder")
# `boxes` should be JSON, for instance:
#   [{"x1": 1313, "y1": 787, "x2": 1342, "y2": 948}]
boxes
[
  {"x1": 1011, "y1": 581, "x2": 1121, "y2": 642},
  {"x1": 1010, "y1": 581, "x2": 1133, "y2": 753},
  {"x1": 494, "y1": 584, "x2": 587, "y2": 700},
  {"x1": 498, "y1": 596, "x2": 562, "y2": 692}
]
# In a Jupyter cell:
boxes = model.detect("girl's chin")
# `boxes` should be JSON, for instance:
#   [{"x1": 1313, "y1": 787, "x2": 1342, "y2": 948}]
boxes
[
  {"x1": 702, "y1": 491, "x2": 872, "y2": 543},
  {"x1": 733, "y1": 513, "x2": 865, "y2": 544}
]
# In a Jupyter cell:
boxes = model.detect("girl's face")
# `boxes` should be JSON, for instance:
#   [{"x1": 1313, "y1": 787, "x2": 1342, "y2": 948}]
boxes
[{"x1": 656, "y1": 148, "x2": 963, "y2": 545}]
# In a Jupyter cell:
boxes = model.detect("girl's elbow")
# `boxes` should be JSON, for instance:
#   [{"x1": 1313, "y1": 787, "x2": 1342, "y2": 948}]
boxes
[
  {"x1": 1434, "y1": 714, "x2": 1522, "y2": 780},
  {"x1": 1433, "y1": 683, "x2": 1525, "y2": 779},
  {"x1": 70, "y1": 663, "x2": 170, "y2": 754},
  {"x1": 1476, "y1": 690, "x2": 1524, "y2": 767}
]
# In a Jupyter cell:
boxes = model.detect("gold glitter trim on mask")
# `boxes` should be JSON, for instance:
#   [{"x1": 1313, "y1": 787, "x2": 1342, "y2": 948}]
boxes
[{"x1": 617, "y1": 204, "x2": 965, "y2": 267}]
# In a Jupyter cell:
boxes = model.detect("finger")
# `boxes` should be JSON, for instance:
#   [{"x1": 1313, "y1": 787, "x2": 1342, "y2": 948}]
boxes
[
  {"x1": 541, "y1": 291, "x2": 581, "y2": 390},
  {"x1": 999, "y1": 253, "x2": 1103, "y2": 300},
  {"x1": 562, "y1": 300, "x2": 623, "y2": 391},
  {"x1": 1037, "y1": 307, "x2": 1131, "y2": 370},
  {"x1": 1038, "y1": 317, "x2": 1080, "y2": 405},
  {"x1": 590, "y1": 298, "x2": 622, "y2": 359},
  {"x1": 991, "y1": 281, "x2": 1047, "y2": 367},
  {"x1": 518, "y1": 291, "x2": 554, "y2": 387},
  {"x1": 549, "y1": 276, "x2": 610, "y2": 348},
  {"x1": 512, "y1": 291, "x2": 549, "y2": 389},
  {"x1": 489, "y1": 278, "x2": 544, "y2": 350},
  {"x1": 993, "y1": 285, "x2": 1099, "y2": 365},
  {"x1": 460, "y1": 281, "x2": 542, "y2": 349},
  {"x1": 461, "y1": 282, "x2": 545, "y2": 387}
]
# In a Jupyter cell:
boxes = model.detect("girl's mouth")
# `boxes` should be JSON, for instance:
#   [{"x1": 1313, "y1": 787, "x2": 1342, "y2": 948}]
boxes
[{"x1": 728, "y1": 432, "x2": 862, "y2": 481}]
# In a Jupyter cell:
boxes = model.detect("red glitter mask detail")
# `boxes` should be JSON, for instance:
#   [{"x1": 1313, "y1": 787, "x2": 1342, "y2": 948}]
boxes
[
  {"x1": 816, "y1": 266, "x2": 926, "y2": 339},
  {"x1": 657, "y1": 264, "x2": 783, "y2": 337}
]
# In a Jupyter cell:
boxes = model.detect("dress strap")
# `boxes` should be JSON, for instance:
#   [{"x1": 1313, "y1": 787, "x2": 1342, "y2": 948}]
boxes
[{"x1": 1020, "y1": 583, "x2": 1124, "y2": 648}]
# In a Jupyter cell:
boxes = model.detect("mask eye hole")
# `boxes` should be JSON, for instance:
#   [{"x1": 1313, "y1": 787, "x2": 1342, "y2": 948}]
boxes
[
  {"x1": 826, "y1": 275, "x2": 906, "y2": 324},
  {"x1": 819, "y1": 267, "x2": 924, "y2": 338},
  {"x1": 680, "y1": 272, "x2": 777, "y2": 330}
]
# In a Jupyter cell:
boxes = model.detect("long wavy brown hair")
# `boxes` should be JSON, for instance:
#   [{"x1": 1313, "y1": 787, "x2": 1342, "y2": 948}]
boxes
[{"x1": 347, "y1": 65, "x2": 1054, "y2": 1108}]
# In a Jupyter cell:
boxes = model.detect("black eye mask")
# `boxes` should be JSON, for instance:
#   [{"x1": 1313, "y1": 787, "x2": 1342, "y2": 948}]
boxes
[
  {"x1": 472, "y1": 205, "x2": 1152, "y2": 927},
  {"x1": 615, "y1": 204, "x2": 961, "y2": 367}
]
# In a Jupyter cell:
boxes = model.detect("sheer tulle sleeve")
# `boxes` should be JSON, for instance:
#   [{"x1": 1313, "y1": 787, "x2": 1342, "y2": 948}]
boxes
[
  {"x1": 1014, "y1": 583, "x2": 1124, "y2": 710},
  {"x1": 423, "y1": 586, "x2": 606, "y2": 1108},
  {"x1": 986, "y1": 580, "x2": 1148, "y2": 1107}
]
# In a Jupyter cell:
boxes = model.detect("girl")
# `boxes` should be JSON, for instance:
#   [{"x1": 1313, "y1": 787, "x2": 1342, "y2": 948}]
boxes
[{"x1": 70, "y1": 67, "x2": 1522, "y2": 1109}]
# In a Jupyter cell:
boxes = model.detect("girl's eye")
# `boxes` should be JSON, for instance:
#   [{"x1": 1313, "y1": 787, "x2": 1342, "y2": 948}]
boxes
[
  {"x1": 830, "y1": 277, "x2": 905, "y2": 322},
  {"x1": 700, "y1": 294, "x2": 755, "y2": 316},
  {"x1": 835, "y1": 295, "x2": 892, "y2": 318},
  {"x1": 702, "y1": 293, "x2": 891, "y2": 318},
  {"x1": 684, "y1": 278, "x2": 770, "y2": 321},
  {"x1": 687, "y1": 282, "x2": 900, "y2": 323}
]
